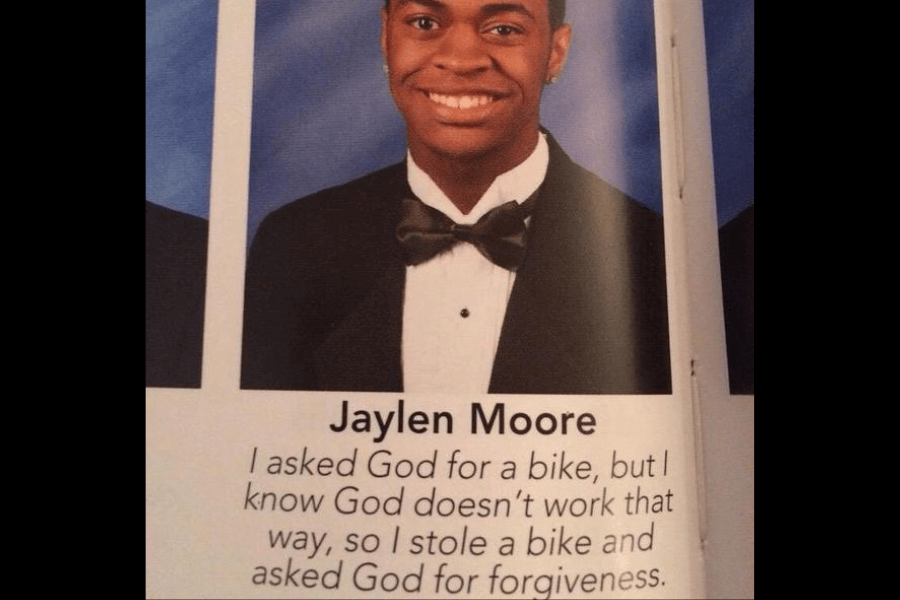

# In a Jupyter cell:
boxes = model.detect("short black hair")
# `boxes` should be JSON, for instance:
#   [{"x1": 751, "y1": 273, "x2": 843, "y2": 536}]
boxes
[{"x1": 383, "y1": 0, "x2": 567, "y2": 30}]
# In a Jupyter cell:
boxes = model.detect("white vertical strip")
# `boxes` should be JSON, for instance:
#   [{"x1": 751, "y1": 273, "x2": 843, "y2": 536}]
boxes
[
  {"x1": 655, "y1": 2, "x2": 754, "y2": 598},
  {"x1": 203, "y1": 0, "x2": 256, "y2": 393},
  {"x1": 654, "y1": 3, "x2": 707, "y2": 598}
]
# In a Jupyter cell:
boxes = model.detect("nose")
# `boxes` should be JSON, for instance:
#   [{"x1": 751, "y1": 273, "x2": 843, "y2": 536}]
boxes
[{"x1": 432, "y1": 25, "x2": 491, "y2": 74}]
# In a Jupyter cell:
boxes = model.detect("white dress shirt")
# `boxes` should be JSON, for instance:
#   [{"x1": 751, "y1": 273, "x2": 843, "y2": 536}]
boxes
[{"x1": 402, "y1": 133, "x2": 550, "y2": 393}]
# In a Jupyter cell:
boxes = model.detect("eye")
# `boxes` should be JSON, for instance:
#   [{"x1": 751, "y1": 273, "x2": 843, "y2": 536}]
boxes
[
  {"x1": 484, "y1": 23, "x2": 525, "y2": 41},
  {"x1": 409, "y1": 16, "x2": 439, "y2": 31},
  {"x1": 490, "y1": 25, "x2": 519, "y2": 36}
]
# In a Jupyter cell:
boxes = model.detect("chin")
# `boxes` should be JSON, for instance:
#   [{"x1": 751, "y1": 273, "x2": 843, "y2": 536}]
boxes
[
  {"x1": 430, "y1": 138, "x2": 497, "y2": 160},
  {"x1": 412, "y1": 126, "x2": 519, "y2": 162}
]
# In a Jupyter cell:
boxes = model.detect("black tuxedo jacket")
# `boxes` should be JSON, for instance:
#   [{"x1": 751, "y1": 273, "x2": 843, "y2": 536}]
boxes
[
  {"x1": 241, "y1": 135, "x2": 671, "y2": 394},
  {"x1": 719, "y1": 204, "x2": 754, "y2": 395},
  {"x1": 146, "y1": 200, "x2": 208, "y2": 388}
]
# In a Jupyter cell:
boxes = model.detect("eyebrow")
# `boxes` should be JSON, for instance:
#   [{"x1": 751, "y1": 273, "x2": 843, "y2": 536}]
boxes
[
  {"x1": 479, "y1": 3, "x2": 537, "y2": 22},
  {"x1": 394, "y1": 0, "x2": 447, "y2": 11},
  {"x1": 394, "y1": 0, "x2": 537, "y2": 22}
]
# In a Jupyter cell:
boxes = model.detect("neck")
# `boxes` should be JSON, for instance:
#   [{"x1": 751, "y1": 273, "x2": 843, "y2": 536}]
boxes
[{"x1": 409, "y1": 132, "x2": 540, "y2": 215}]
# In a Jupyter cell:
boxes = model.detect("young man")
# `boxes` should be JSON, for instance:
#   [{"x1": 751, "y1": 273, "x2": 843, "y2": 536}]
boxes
[{"x1": 241, "y1": 0, "x2": 671, "y2": 394}]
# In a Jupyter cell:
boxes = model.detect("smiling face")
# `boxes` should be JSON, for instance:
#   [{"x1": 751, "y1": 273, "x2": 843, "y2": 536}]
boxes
[{"x1": 381, "y1": 0, "x2": 571, "y2": 171}]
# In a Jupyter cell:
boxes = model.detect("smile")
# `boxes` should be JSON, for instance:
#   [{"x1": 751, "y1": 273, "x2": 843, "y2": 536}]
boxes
[{"x1": 427, "y1": 92, "x2": 495, "y2": 109}]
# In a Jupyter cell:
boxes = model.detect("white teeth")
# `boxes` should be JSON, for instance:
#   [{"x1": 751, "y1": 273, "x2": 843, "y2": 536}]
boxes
[{"x1": 428, "y1": 92, "x2": 493, "y2": 109}]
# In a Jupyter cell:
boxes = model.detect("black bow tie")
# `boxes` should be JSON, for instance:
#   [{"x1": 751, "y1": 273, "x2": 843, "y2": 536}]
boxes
[{"x1": 396, "y1": 191, "x2": 538, "y2": 271}]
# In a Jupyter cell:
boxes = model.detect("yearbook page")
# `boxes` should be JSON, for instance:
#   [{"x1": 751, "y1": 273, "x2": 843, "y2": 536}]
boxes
[{"x1": 144, "y1": 1, "x2": 750, "y2": 597}]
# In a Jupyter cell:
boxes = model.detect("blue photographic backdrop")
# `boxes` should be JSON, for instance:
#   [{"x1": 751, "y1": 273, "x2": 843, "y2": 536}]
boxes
[
  {"x1": 145, "y1": 0, "x2": 218, "y2": 220},
  {"x1": 145, "y1": 1, "x2": 753, "y2": 236}
]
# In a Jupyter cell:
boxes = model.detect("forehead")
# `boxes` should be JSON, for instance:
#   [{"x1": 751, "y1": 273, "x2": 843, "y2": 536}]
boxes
[{"x1": 388, "y1": 0, "x2": 550, "y2": 19}]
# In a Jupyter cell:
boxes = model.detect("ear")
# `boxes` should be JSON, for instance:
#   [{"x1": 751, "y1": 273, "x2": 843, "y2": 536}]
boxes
[
  {"x1": 380, "y1": 6, "x2": 389, "y2": 64},
  {"x1": 547, "y1": 24, "x2": 572, "y2": 82}
]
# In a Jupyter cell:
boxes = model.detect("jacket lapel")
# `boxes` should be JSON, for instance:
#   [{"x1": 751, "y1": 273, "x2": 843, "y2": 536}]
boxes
[
  {"x1": 312, "y1": 257, "x2": 405, "y2": 392},
  {"x1": 311, "y1": 167, "x2": 410, "y2": 392},
  {"x1": 490, "y1": 135, "x2": 671, "y2": 394},
  {"x1": 489, "y1": 148, "x2": 590, "y2": 394}
]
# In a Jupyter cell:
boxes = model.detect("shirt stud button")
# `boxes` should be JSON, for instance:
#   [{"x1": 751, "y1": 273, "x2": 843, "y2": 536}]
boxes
[{"x1": 460, "y1": 308, "x2": 470, "y2": 318}]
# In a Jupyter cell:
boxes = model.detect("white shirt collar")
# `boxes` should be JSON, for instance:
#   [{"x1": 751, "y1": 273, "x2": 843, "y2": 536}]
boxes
[{"x1": 406, "y1": 132, "x2": 549, "y2": 225}]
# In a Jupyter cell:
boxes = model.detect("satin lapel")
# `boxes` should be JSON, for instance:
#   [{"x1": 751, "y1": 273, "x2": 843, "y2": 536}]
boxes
[
  {"x1": 312, "y1": 256, "x2": 405, "y2": 392},
  {"x1": 488, "y1": 159, "x2": 588, "y2": 394},
  {"x1": 311, "y1": 167, "x2": 410, "y2": 392},
  {"x1": 490, "y1": 134, "x2": 672, "y2": 394}
]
